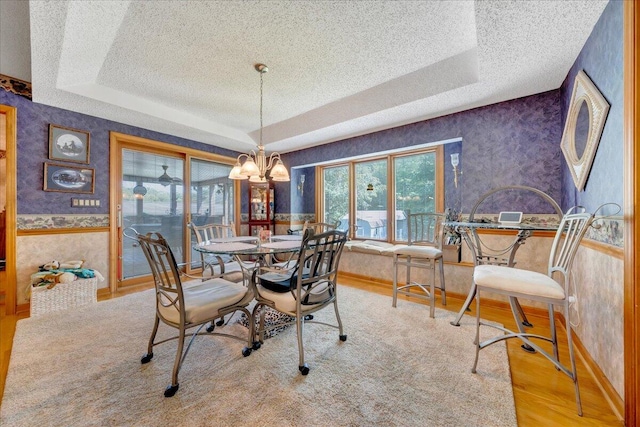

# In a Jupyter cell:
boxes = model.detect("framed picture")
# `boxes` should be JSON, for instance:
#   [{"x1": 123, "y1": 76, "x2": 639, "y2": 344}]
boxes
[
  {"x1": 560, "y1": 70, "x2": 610, "y2": 191},
  {"x1": 44, "y1": 163, "x2": 95, "y2": 194},
  {"x1": 48, "y1": 124, "x2": 90, "y2": 164}
]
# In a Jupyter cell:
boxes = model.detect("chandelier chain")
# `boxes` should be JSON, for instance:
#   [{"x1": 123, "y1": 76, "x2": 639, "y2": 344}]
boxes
[{"x1": 259, "y1": 71, "x2": 263, "y2": 146}]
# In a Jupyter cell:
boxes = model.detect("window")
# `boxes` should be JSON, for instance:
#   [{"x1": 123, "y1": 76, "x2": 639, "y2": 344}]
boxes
[
  {"x1": 322, "y1": 165, "x2": 349, "y2": 229},
  {"x1": 394, "y1": 152, "x2": 437, "y2": 241},
  {"x1": 319, "y1": 146, "x2": 443, "y2": 242},
  {"x1": 355, "y1": 159, "x2": 388, "y2": 238}
]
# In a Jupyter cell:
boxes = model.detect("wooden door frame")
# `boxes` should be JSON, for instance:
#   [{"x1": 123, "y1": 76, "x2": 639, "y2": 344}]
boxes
[
  {"x1": 624, "y1": 2, "x2": 639, "y2": 424},
  {"x1": 0, "y1": 105, "x2": 17, "y2": 315},
  {"x1": 108, "y1": 132, "x2": 238, "y2": 292}
]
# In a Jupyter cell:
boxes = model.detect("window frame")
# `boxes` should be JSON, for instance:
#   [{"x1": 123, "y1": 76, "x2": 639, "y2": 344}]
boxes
[{"x1": 317, "y1": 145, "x2": 444, "y2": 243}]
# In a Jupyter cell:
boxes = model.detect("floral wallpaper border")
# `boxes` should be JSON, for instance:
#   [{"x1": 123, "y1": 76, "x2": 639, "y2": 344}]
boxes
[
  {"x1": 460, "y1": 213, "x2": 622, "y2": 248},
  {"x1": 0, "y1": 74, "x2": 32, "y2": 100},
  {"x1": 17, "y1": 213, "x2": 621, "y2": 247},
  {"x1": 240, "y1": 213, "x2": 315, "y2": 223},
  {"x1": 18, "y1": 214, "x2": 109, "y2": 230}
]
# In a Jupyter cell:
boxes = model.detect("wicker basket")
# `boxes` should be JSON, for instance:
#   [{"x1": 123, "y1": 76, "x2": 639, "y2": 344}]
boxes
[{"x1": 30, "y1": 278, "x2": 98, "y2": 317}]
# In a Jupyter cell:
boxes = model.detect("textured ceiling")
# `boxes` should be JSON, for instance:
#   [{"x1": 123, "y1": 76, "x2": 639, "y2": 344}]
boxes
[{"x1": 28, "y1": 0, "x2": 607, "y2": 155}]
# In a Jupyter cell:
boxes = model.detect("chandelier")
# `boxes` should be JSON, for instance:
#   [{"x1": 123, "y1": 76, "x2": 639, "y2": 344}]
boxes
[{"x1": 228, "y1": 64, "x2": 290, "y2": 182}]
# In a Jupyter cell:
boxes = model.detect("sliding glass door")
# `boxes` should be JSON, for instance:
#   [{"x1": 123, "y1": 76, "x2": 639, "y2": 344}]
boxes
[
  {"x1": 121, "y1": 149, "x2": 184, "y2": 279},
  {"x1": 117, "y1": 147, "x2": 238, "y2": 284},
  {"x1": 188, "y1": 158, "x2": 235, "y2": 270}
]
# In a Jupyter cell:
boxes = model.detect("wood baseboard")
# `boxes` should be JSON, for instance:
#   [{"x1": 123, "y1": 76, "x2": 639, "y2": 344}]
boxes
[
  {"x1": 556, "y1": 314, "x2": 624, "y2": 421},
  {"x1": 16, "y1": 303, "x2": 29, "y2": 315}
]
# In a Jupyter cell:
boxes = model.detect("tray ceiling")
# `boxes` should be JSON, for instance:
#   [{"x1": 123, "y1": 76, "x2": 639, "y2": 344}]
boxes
[{"x1": 27, "y1": 0, "x2": 608, "y2": 154}]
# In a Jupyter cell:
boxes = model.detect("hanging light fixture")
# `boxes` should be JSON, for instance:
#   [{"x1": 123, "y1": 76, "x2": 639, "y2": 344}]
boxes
[
  {"x1": 158, "y1": 165, "x2": 173, "y2": 186},
  {"x1": 133, "y1": 183, "x2": 147, "y2": 199},
  {"x1": 229, "y1": 63, "x2": 290, "y2": 182}
]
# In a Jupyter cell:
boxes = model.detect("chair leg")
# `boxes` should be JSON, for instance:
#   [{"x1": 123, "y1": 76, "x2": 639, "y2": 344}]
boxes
[
  {"x1": 548, "y1": 303, "x2": 559, "y2": 362},
  {"x1": 165, "y1": 326, "x2": 186, "y2": 397},
  {"x1": 392, "y1": 255, "x2": 399, "y2": 307},
  {"x1": 471, "y1": 287, "x2": 481, "y2": 374},
  {"x1": 333, "y1": 298, "x2": 347, "y2": 342},
  {"x1": 251, "y1": 303, "x2": 266, "y2": 344},
  {"x1": 406, "y1": 256, "x2": 412, "y2": 295},
  {"x1": 429, "y1": 259, "x2": 436, "y2": 318},
  {"x1": 296, "y1": 314, "x2": 309, "y2": 375},
  {"x1": 141, "y1": 315, "x2": 159, "y2": 364},
  {"x1": 564, "y1": 306, "x2": 583, "y2": 416},
  {"x1": 438, "y1": 258, "x2": 446, "y2": 306}
]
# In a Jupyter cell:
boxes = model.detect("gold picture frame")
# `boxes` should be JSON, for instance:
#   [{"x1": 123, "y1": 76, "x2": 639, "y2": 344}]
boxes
[
  {"x1": 560, "y1": 70, "x2": 610, "y2": 191},
  {"x1": 44, "y1": 163, "x2": 95, "y2": 194}
]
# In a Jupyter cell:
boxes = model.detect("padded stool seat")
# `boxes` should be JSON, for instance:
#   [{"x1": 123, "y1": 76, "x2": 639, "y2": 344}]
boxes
[
  {"x1": 392, "y1": 245, "x2": 443, "y2": 259},
  {"x1": 474, "y1": 265, "x2": 565, "y2": 300}
]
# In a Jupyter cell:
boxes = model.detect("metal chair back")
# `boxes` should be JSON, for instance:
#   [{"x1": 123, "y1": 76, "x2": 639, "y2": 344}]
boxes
[
  {"x1": 189, "y1": 222, "x2": 236, "y2": 244},
  {"x1": 406, "y1": 211, "x2": 444, "y2": 249},
  {"x1": 293, "y1": 228, "x2": 348, "y2": 306},
  {"x1": 548, "y1": 211, "x2": 594, "y2": 285},
  {"x1": 136, "y1": 232, "x2": 185, "y2": 325}
]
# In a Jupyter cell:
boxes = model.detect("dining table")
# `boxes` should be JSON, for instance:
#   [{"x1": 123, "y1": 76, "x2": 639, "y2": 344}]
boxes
[{"x1": 193, "y1": 234, "x2": 303, "y2": 282}]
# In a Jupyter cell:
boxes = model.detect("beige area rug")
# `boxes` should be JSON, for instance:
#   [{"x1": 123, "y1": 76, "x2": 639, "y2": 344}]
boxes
[{"x1": 1, "y1": 286, "x2": 516, "y2": 426}]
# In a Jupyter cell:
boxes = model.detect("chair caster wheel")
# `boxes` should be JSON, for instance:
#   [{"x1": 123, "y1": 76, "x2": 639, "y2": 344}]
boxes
[
  {"x1": 164, "y1": 384, "x2": 179, "y2": 397},
  {"x1": 140, "y1": 353, "x2": 153, "y2": 364},
  {"x1": 252, "y1": 341, "x2": 262, "y2": 350},
  {"x1": 299, "y1": 364, "x2": 310, "y2": 375},
  {"x1": 304, "y1": 314, "x2": 314, "y2": 320},
  {"x1": 206, "y1": 325, "x2": 215, "y2": 332},
  {"x1": 242, "y1": 347, "x2": 252, "y2": 357},
  {"x1": 216, "y1": 319, "x2": 225, "y2": 326},
  {"x1": 339, "y1": 334, "x2": 347, "y2": 342}
]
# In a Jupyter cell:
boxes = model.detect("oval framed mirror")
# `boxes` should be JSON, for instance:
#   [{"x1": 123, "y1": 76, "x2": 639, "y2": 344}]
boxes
[{"x1": 560, "y1": 70, "x2": 610, "y2": 191}]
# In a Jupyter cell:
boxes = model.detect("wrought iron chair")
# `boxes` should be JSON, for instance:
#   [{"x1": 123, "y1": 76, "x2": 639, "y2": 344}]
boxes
[
  {"x1": 136, "y1": 231, "x2": 255, "y2": 397},
  {"x1": 471, "y1": 208, "x2": 594, "y2": 416},
  {"x1": 270, "y1": 220, "x2": 341, "y2": 270},
  {"x1": 251, "y1": 228, "x2": 348, "y2": 375},
  {"x1": 391, "y1": 211, "x2": 446, "y2": 318},
  {"x1": 188, "y1": 221, "x2": 254, "y2": 283}
]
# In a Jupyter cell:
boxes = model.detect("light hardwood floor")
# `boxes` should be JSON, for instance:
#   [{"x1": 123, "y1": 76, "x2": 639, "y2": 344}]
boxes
[{"x1": 0, "y1": 279, "x2": 624, "y2": 426}]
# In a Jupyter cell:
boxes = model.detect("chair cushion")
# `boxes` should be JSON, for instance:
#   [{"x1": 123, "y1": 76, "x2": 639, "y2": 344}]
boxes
[
  {"x1": 391, "y1": 244, "x2": 442, "y2": 259},
  {"x1": 158, "y1": 278, "x2": 249, "y2": 325},
  {"x1": 474, "y1": 265, "x2": 565, "y2": 300},
  {"x1": 346, "y1": 240, "x2": 396, "y2": 255},
  {"x1": 257, "y1": 281, "x2": 332, "y2": 313},
  {"x1": 257, "y1": 271, "x2": 296, "y2": 293}
]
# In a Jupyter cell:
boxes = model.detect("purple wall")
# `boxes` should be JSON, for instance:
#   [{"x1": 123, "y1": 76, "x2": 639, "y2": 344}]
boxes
[
  {"x1": 560, "y1": 0, "x2": 623, "y2": 215},
  {"x1": 0, "y1": 90, "x2": 238, "y2": 215},
  {"x1": 282, "y1": 90, "x2": 564, "y2": 215}
]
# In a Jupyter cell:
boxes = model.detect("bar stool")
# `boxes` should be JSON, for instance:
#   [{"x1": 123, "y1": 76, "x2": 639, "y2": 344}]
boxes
[{"x1": 391, "y1": 211, "x2": 446, "y2": 318}]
